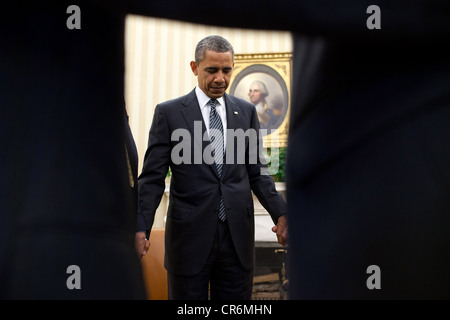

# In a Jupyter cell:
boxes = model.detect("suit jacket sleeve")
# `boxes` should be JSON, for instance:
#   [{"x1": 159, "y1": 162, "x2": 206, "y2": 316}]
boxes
[
  {"x1": 246, "y1": 105, "x2": 287, "y2": 225},
  {"x1": 138, "y1": 104, "x2": 171, "y2": 234}
]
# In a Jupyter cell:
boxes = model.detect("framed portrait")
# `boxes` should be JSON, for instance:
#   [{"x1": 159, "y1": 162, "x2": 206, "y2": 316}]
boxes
[{"x1": 228, "y1": 52, "x2": 292, "y2": 148}]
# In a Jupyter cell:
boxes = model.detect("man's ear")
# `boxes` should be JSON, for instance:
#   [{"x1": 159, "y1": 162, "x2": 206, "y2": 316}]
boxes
[{"x1": 190, "y1": 61, "x2": 198, "y2": 76}]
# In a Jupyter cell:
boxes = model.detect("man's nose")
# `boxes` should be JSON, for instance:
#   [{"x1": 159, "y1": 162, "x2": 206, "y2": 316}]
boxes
[{"x1": 214, "y1": 72, "x2": 225, "y2": 82}]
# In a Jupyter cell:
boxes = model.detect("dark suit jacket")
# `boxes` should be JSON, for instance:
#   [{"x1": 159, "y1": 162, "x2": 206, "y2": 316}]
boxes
[
  {"x1": 138, "y1": 90, "x2": 287, "y2": 276},
  {"x1": 0, "y1": 2, "x2": 147, "y2": 299}
]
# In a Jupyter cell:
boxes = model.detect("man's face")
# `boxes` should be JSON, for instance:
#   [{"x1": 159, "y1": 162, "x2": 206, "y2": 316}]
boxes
[
  {"x1": 248, "y1": 84, "x2": 263, "y2": 105},
  {"x1": 190, "y1": 50, "x2": 234, "y2": 99}
]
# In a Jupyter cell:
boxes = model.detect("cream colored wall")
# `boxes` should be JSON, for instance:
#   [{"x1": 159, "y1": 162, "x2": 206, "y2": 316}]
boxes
[{"x1": 124, "y1": 15, "x2": 292, "y2": 228}]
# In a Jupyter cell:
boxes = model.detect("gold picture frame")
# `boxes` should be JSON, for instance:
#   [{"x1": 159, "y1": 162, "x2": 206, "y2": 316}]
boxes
[{"x1": 228, "y1": 52, "x2": 292, "y2": 148}]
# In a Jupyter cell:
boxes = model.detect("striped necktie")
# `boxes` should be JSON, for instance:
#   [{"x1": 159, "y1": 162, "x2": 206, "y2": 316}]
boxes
[{"x1": 209, "y1": 99, "x2": 226, "y2": 221}]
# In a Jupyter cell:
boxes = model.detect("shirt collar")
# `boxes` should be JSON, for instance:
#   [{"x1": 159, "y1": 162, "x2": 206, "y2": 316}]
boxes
[{"x1": 195, "y1": 86, "x2": 225, "y2": 110}]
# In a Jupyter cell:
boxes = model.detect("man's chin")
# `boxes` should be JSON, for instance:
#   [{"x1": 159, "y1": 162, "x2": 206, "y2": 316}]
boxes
[{"x1": 209, "y1": 89, "x2": 225, "y2": 98}]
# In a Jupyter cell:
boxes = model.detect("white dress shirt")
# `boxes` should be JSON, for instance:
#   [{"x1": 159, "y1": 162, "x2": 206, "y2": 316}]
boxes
[{"x1": 195, "y1": 86, "x2": 227, "y2": 147}]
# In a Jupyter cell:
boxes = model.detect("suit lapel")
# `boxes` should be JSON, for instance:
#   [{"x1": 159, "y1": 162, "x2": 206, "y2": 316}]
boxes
[
  {"x1": 222, "y1": 93, "x2": 241, "y2": 178},
  {"x1": 180, "y1": 89, "x2": 219, "y2": 178},
  {"x1": 180, "y1": 89, "x2": 204, "y2": 135},
  {"x1": 225, "y1": 93, "x2": 240, "y2": 131}
]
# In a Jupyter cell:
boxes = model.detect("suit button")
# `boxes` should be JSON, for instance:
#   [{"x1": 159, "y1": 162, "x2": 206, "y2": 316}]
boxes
[{"x1": 220, "y1": 182, "x2": 224, "y2": 186}]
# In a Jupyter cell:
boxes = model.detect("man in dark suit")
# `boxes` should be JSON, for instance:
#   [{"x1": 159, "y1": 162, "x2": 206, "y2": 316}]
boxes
[{"x1": 138, "y1": 35, "x2": 287, "y2": 300}]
